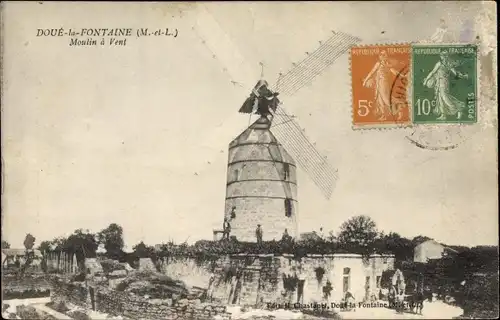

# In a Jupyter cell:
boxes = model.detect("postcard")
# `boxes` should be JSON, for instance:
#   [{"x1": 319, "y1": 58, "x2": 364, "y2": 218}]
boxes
[{"x1": 1, "y1": 2, "x2": 498, "y2": 319}]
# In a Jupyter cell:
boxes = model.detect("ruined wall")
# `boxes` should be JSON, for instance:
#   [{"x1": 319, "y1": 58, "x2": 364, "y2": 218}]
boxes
[
  {"x1": 364, "y1": 255, "x2": 395, "y2": 298},
  {"x1": 289, "y1": 255, "x2": 337, "y2": 304},
  {"x1": 159, "y1": 256, "x2": 217, "y2": 289},
  {"x1": 3, "y1": 275, "x2": 51, "y2": 292},
  {"x1": 161, "y1": 253, "x2": 395, "y2": 308},
  {"x1": 49, "y1": 277, "x2": 232, "y2": 320},
  {"x1": 207, "y1": 254, "x2": 284, "y2": 307},
  {"x1": 45, "y1": 251, "x2": 78, "y2": 274},
  {"x1": 2, "y1": 275, "x2": 51, "y2": 299},
  {"x1": 15, "y1": 305, "x2": 57, "y2": 320},
  {"x1": 50, "y1": 278, "x2": 90, "y2": 309}
]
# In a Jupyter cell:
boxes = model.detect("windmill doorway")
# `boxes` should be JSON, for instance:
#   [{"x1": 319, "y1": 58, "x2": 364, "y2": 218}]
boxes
[
  {"x1": 343, "y1": 267, "x2": 351, "y2": 296},
  {"x1": 297, "y1": 280, "x2": 305, "y2": 304}
]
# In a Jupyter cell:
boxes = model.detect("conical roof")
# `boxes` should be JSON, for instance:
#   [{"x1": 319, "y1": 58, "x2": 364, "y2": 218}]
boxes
[
  {"x1": 229, "y1": 117, "x2": 275, "y2": 147},
  {"x1": 228, "y1": 117, "x2": 295, "y2": 165}
]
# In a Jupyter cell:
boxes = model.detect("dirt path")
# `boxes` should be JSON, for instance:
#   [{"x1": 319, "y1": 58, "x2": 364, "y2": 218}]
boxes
[{"x1": 340, "y1": 301, "x2": 463, "y2": 319}]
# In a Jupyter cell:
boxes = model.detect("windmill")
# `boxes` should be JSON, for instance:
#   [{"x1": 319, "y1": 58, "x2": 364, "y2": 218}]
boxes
[
  {"x1": 193, "y1": 5, "x2": 360, "y2": 200},
  {"x1": 192, "y1": 6, "x2": 361, "y2": 241}
]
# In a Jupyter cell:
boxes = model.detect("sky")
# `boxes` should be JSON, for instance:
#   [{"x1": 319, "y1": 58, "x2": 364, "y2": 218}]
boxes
[{"x1": 2, "y1": 1, "x2": 498, "y2": 249}]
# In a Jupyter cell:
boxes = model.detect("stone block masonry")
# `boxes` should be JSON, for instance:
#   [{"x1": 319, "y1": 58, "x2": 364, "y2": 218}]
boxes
[
  {"x1": 190, "y1": 253, "x2": 395, "y2": 308},
  {"x1": 49, "y1": 276, "x2": 232, "y2": 320}
]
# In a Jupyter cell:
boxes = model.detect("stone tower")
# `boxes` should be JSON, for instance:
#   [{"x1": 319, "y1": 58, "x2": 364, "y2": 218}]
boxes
[{"x1": 224, "y1": 116, "x2": 298, "y2": 242}]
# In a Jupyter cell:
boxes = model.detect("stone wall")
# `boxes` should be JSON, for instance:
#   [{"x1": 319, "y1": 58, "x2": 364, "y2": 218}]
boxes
[
  {"x1": 15, "y1": 305, "x2": 57, "y2": 320},
  {"x1": 2, "y1": 275, "x2": 51, "y2": 299},
  {"x1": 49, "y1": 277, "x2": 231, "y2": 320},
  {"x1": 208, "y1": 254, "x2": 284, "y2": 307},
  {"x1": 50, "y1": 278, "x2": 90, "y2": 309},
  {"x1": 205, "y1": 253, "x2": 395, "y2": 308},
  {"x1": 278, "y1": 254, "x2": 395, "y2": 304},
  {"x1": 154, "y1": 253, "x2": 395, "y2": 310},
  {"x1": 3, "y1": 275, "x2": 51, "y2": 292},
  {"x1": 159, "y1": 256, "x2": 217, "y2": 289}
]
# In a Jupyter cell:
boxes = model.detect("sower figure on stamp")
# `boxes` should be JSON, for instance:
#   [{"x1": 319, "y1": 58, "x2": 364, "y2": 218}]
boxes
[
  {"x1": 255, "y1": 224, "x2": 263, "y2": 244},
  {"x1": 423, "y1": 50, "x2": 468, "y2": 120},
  {"x1": 362, "y1": 50, "x2": 407, "y2": 120}
]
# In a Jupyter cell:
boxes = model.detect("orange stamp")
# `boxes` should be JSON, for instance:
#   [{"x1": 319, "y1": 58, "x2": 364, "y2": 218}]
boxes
[{"x1": 351, "y1": 44, "x2": 411, "y2": 128}]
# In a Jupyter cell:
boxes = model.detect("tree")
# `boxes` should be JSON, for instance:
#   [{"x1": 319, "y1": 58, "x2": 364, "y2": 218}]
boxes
[
  {"x1": 66, "y1": 229, "x2": 99, "y2": 259},
  {"x1": 98, "y1": 223, "x2": 125, "y2": 260},
  {"x1": 412, "y1": 235, "x2": 432, "y2": 246},
  {"x1": 327, "y1": 231, "x2": 337, "y2": 243},
  {"x1": 133, "y1": 241, "x2": 155, "y2": 259},
  {"x1": 379, "y1": 232, "x2": 414, "y2": 262},
  {"x1": 1, "y1": 240, "x2": 10, "y2": 249},
  {"x1": 337, "y1": 215, "x2": 378, "y2": 247},
  {"x1": 23, "y1": 234, "x2": 36, "y2": 250},
  {"x1": 19, "y1": 233, "x2": 37, "y2": 276},
  {"x1": 38, "y1": 240, "x2": 52, "y2": 254}
]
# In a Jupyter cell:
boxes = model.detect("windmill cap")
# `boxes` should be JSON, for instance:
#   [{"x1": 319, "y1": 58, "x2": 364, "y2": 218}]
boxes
[{"x1": 255, "y1": 116, "x2": 271, "y2": 125}]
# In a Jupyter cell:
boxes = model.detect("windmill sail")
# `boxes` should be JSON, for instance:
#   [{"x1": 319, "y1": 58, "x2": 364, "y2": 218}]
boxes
[
  {"x1": 269, "y1": 31, "x2": 360, "y2": 199},
  {"x1": 271, "y1": 106, "x2": 338, "y2": 199},
  {"x1": 193, "y1": 5, "x2": 360, "y2": 199},
  {"x1": 273, "y1": 32, "x2": 361, "y2": 96}
]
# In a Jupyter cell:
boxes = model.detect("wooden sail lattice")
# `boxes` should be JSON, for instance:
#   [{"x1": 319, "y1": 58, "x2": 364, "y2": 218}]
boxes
[
  {"x1": 269, "y1": 31, "x2": 360, "y2": 199},
  {"x1": 193, "y1": 5, "x2": 361, "y2": 199}
]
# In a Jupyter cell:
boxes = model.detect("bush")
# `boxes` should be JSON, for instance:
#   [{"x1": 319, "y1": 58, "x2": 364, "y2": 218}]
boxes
[
  {"x1": 155, "y1": 239, "x2": 392, "y2": 261},
  {"x1": 100, "y1": 259, "x2": 126, "y2": 274},
  {"x1": 70, "y1": 272, "x2": 86, "y2": 282},
  {"x1": 461, "y1": 272, "x2": 499, "y2": 318}
]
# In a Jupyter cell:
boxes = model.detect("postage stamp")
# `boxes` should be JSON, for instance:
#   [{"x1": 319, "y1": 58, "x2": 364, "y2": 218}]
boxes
[
  {"x1": 412, "y1": 44, "x2": 478, "y2": 124},
  {"x1": 351, "y1": 44, "x2": 411, "y2": 129}
]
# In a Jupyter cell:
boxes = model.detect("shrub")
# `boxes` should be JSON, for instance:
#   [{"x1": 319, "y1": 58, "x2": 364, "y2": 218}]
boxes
[
  {"x1": 315, "y1": 267, "x2": 325, "y2": 283},
  {"x1": 100, "y1": 259, "x2": 126, "y2": 274},
  {"x1": 155, "y1": 239, "x2": 392, "y2": 261}
]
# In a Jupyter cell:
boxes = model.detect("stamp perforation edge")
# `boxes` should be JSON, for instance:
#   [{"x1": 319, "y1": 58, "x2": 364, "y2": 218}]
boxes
[
  {"x1": 350, "y1": 42, "x2": 413, "y2": 131},
  {"x1": 406, "y1": 42, "x2": 484, "y2": 151},
  {"x1": 411, "y1": 43, "x2": 479, "y2": 125},
  {"x1": 351, "y1": 42, "x2": 484, "y2": 132},
  {"x1": 409, "y1": 43, "x2": 482, "y2": 132}
]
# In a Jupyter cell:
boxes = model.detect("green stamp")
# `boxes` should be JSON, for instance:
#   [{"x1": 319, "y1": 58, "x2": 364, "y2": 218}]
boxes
[{"x1": 412, "y1": 44, "x2": 477, "y2": 124}]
